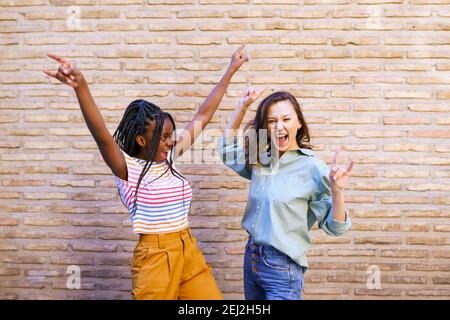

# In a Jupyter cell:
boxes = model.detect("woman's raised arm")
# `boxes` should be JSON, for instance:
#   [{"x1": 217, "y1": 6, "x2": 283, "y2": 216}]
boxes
[
  {"x1": 44, "y1": 54, "x2": 127, "y2": 180},
  {"x1": 174, "y1": 45, "x2": 249, "y2": 159}
]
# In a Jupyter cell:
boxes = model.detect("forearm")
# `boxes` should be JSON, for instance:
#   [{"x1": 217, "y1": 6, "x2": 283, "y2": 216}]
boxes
[
  {"x1": 196, "y1": 68, "x2": 235, "y2": 128},
  {"x1": 74, "y1": 79, "x2": 112, "y2": 145},
  {"x1": 225, "y1": 103, "x2": 249, "y2": 134},
  {"x1": 331, "y1": 189, "x2": 347, "y2": 222}
]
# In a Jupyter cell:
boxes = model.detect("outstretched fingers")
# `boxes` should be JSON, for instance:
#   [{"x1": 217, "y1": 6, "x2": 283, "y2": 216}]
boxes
[
  {"x1": 332, "y1": 168, "x2": 345, "y2": 181},
  {"x1": 45, "y1": 53, "x2": 74, "y2": 81},
  {"x1": 332, "y1": 148, "x2": 341, "y2": 171},
  {"x1": 344, "y1": 160, "x2": 354, "y2": 176},
  {"x1": 330, "y1": 156, "x2": 354, "y2": 181},
  {"x1": 44, "y1": 53, "x2": 81, "y2": 88},
  {"x1": 43, "y1": 69, "x2": 57, "y2": 78},
  {"x1": 55, "y1": 71, "x2": 73, "y2": 86},
  {"x1": 44, "y1": 68, "x2": 76, "y2": 87},
  {"x1": 47, "y1": 53, "x2": 67, "y2": 65}
]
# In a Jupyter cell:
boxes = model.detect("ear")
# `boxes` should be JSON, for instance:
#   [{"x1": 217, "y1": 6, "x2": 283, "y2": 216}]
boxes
[
  {"x1": 296, "y1": 124, "x2": 302, "y2": 137},
  {"x1": 135, "y1": 134, "x2": 146, "y2": 148}
]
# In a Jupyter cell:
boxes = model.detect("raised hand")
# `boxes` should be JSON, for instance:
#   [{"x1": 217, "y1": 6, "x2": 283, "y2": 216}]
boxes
[
  {"x1": 228, "y1": 45, "x2": 249, "y2": 74},
  {"x1": 43, "y1": 53, "x2": 84, "y2": 89},
  {"x1": 239, "y1": 85, "x2": 268, "y2": 108},
  {"x1": 330, "y1": 147, "x2": 353, "y2": 192}
]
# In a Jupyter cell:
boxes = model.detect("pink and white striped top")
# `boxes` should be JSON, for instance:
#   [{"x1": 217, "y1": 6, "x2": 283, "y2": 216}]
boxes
[{"x1": 113, "y1": 150, "x2": 192, "y2": 234}]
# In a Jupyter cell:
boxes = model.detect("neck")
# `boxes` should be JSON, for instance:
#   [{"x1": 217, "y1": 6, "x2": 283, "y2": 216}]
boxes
[
  {"x1": 135, "y1": 150, "x2": 158, "y2": 162},
  {"x1": 275, "y1": 144, "x2": 300, "y2": 159},
  {"x1": 135, "y1": 153, "x2": 150, "y2": 161}
]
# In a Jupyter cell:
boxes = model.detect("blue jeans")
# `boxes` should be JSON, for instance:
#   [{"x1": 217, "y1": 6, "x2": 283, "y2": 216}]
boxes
[{"x1": 243, "y1": 237, "x2": 305, "y2": 300}]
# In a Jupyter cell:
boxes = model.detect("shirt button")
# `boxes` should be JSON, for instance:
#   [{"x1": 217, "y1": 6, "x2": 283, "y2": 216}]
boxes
[
  {"x1": 251, "y1": 253, "x2": 256, "y2": 258},
  {"x1": 252, "y1": 267, "x2": 257, "y2": 273}
]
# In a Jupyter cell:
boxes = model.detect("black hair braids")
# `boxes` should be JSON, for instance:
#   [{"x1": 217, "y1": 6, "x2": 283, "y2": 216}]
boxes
[
  {"x1": 139, "y1": 112, "x2": 191, "y2": 219},
  {"x1": 113, "y1": 100, "x2": 190, "y2": 218}
]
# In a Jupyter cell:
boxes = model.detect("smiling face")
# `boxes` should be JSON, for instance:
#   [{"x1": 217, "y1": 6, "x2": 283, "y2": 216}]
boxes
[
  {"x1": 266, "y1": 100, "x2": 302, "y2": 157},
  {"x1": 245, "y1": 91, "x2": 312, "y2": 165},
  {"x1": 135, "y1": 117, "x2": 174, "y2": 162}
]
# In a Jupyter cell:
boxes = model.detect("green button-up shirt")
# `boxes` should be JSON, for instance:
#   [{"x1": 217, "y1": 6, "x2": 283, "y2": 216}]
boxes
[{"x1": 217, "y1": 135, "x2": 352, "y2": 269}]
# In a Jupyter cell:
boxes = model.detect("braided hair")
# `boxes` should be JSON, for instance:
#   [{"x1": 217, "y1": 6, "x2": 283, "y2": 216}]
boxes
[{"x1": 113, "y1": 99, "x2": 188, "y2": 216}]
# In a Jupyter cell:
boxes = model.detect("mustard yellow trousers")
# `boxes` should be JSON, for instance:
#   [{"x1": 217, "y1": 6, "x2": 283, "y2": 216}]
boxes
[{"x1": 131, "y1": 227, "x2": 223, "y2": 300}]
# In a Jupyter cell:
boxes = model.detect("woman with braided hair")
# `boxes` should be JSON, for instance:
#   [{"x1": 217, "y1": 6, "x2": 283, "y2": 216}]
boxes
[{"x1": 44, "y1": 45, "x2": 248, "y2": 300}]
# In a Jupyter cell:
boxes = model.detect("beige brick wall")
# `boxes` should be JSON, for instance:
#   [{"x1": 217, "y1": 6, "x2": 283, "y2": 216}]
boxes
[{"x1": 1, "y1": 0, "x2": 449, "y2": 300}]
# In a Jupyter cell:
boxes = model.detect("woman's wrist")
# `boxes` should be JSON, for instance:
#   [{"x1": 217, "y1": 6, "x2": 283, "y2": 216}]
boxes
[
  {"x1": 225, "y1": 65, "x2": 237, "y2": 76},
  {"x1": 74, "y1": 76, "x2": 87, "y2": 92},
  {"x1": 238, "y1": 101, "x2": 251, "y2": 110},
  {"x1": 331, "y1": 187, "x2": 344, "y2": 196}
]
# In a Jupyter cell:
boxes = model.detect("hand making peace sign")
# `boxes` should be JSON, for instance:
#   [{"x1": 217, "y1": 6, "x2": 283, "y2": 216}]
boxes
[
  {"x1": 330, "y1": 148, "x2": 353, "y2": 192},
  {"x1": 239, "y1": 85, "x2": 268, "y2": 108},
  {"x1": 43, "y1": 53, "x2": 84, "y2": 89}
]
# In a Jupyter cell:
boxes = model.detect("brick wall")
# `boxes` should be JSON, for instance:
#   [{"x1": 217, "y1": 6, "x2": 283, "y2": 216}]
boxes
[{"x1": 0, "y1": 0, "x2": 449, "y2": 300}]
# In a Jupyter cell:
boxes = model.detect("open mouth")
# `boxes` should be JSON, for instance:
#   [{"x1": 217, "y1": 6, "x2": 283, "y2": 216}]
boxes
[
  {"x1": 160, "y1": 150, "x2": 169, "y2": 159},
  {"x1": 276, "y1": 134, "x2": 288, "y2": 147}
]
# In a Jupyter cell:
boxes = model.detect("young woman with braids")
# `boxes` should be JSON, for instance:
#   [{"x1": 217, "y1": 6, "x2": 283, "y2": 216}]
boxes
[
  {"x1": 44, "y1": 46, "x2": 248, "y2": 300},
  {"x1": 218, "y1": 89, "x2": 354, "y2": 300}
]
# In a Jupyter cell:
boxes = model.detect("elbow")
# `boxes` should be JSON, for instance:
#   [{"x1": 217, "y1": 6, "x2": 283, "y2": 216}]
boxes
[
  {"x1": 331, "y1": 228, "x2": 350, "y2": 237},
  {"x1": 323, "y1": 221, "x2": 352, "y2": 237},
  {"x1": 324, "y1": 228, "x2": 348, "y2": 237}
]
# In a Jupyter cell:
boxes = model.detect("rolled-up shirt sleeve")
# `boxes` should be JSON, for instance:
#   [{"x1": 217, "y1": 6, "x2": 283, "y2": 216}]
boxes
[
  {"x1": 217, "y1": 135, "x2": 252, "y2": 180},
  {"x1": 309, "y1": 161, "x2": 352, "y2": 236}
]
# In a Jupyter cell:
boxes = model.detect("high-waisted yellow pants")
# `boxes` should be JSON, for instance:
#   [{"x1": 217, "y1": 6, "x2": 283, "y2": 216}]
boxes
[{"x1": 131, "y1": 227, "x2": 223, "y2": 300}]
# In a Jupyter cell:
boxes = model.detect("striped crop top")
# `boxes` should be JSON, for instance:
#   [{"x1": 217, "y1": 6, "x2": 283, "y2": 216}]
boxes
[{"x1": 113, "y1": 150, "x2": 192, "y2": 234}]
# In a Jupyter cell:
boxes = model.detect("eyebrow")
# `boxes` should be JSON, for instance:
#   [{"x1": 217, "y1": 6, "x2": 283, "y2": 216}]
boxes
[{"x1": 267, "y1": 114, "x2": 292, "y2": 119}]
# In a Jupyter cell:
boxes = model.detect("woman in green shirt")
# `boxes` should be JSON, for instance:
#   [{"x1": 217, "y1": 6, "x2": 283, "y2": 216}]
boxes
[{"x1": 218, "y1": 88, "x2": 353, "y2": 300}]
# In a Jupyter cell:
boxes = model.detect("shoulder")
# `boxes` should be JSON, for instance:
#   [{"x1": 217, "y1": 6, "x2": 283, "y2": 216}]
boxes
[
  {"x1": 301, "y1": 152, "x2": 329, "y2": 178},
  {"x1": 119, "y1": 149, "x2": 134, "y2": 163},
  {"x1": 120, "y1": 150, "x2": 145, "y2": 168},
  {"x1": 118, "y1": 150, "x2": 148, "y2": 179}
]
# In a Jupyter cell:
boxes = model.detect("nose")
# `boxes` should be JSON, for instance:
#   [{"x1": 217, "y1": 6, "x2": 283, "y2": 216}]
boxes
[{"x1": 275, "y1": 120, "x2": 283, "y2": 131}]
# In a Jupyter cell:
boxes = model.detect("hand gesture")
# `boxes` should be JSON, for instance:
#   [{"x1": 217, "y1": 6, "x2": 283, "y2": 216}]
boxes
[
  {"x1": 239, "y1": 85, "x2": 268, "y2": 108},
  {"x1": 228, "y1": 45, "x2": 249, "y2": 74},
  {"x1": 43, "y1": 53, "x2": 84, "y2": 89},
  {"x1": 330, "y1": 147, "x2": 353, "y2": 192}
]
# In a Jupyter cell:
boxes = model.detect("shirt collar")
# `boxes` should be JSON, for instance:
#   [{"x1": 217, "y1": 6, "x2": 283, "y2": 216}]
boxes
[
  {"x1": 279, "y1": 148, "x2": 315, "y2": 164},
  {"x1": 297, "y1": 148, "x2": 315, "y2": 157},
  {"x1": 273, "y1": 148, "x2": 315, "y2": 158},
  {"x1": 135, "y1": 158, "x2": 167, "y2": 168},
  {"x1": 260, "y1": 147, "x2": 315, "y2": 168}
]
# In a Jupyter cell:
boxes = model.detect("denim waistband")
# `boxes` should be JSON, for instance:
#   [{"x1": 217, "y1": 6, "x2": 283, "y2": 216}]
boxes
[
  {"x1": 247, "y1": 236, "x2": 285, "y2": 256},
  {"x1": 247, "y1": 236, "x2": 308, "y2": 272}
]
